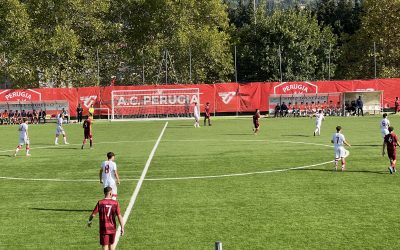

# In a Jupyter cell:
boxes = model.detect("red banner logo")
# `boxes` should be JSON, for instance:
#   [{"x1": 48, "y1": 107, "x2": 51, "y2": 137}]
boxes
[
  {"x1": 0, "y1": 89, "x2": 42, "y2": 102},
  {"x1": 218, "y1": 91, "x2": 236, "y2": 104}
]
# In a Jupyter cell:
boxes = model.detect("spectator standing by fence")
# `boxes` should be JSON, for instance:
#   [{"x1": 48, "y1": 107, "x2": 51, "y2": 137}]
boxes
[
  {"x1": 356, "y1": 96, "x2": 364, "y2": 116},
  {"x1": 77, "y1": 103, "x2": 83, "y2": 123}
]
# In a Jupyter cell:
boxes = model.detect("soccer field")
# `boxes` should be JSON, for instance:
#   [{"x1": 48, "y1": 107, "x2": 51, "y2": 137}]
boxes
[{"x1": 1, "y1": 115, "x2": 400, "y2": 249}]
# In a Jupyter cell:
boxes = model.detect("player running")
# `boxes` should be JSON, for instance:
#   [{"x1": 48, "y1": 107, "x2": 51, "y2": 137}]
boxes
[
  {"x1": 193, "y1": 102, "x2": 200, "y2": 128},
  {"x1": 204, "y1": 102, "x2": 211, "y2": 126},
  {"x1": 382, "y1": 126, "x2": 400, "y2": 174},
  {"x1": 380, "y1": 113, "x2": 390, "y2": 139},
  {"x1": 14, "y1": 118, "x2": 30, "y2": 157},
  {"x1": 314, "y1": 110, "x2": 325, "y2": 136},
  {"x1": 55, "y1": 114, "x2": 69, "y2": 145},
  {"x1": 100, "y1": 152, "x2": 121, "y2": 200},
  {"x1": 253, "y1": 109, "x2": 261, "y2": 135},
  {"x1": 331, "y1": 126, "x2": 351, "y2": 171},
  {"x1": 82, "y1": 116, "x2": 93, "y2": 149},
  {"x1": 88, "y1": 186, "x2": 124, "y2": 250}
]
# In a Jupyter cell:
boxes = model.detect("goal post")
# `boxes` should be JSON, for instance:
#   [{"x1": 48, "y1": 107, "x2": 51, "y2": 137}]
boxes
[
  {"x1": 111, "y1": 88, "x2": 200, "y2": 120},
  {"x1": 92, "y1": 108, "x2": 110, "y2": 121}
]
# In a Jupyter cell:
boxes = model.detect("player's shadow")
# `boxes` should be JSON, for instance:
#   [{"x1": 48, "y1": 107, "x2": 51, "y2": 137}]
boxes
[
  {"x1": 295, "y1": 168, "x2": 388, "y2": 175},
  {"x1": 30, "y1": 207, "x2": 92, "y2": 213},
  {"x1": 351, "y1": 144, "x2": 381, "y2": 147},
  {"x1": 281, "y1": 134, "x2": 311, "y2": 138},
  {"x1": 41, "y1": 147, "x2": 80, "y2": 150}
]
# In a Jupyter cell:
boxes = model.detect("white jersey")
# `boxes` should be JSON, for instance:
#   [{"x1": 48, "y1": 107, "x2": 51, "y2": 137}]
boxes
[
  {"x1": 19, "y1": 123, "x2": 28, "y2": 139},
  {"x1": 19, "y1": 123, "x2": 29, "y2": 145},
  {"x1": 315, "y1": 113, "x2": 324, "y2": 125},
  {"x1": 380, "y1": 118, "x2": 390, "y2": 130},
  {"x1": 56, "y1": 117, "x2": 65, "y2": 135},
  {"x1": 101, "y1": 160, "x2": 117, "y2": 187},
  {"x1": 57, "y1": 117, "x2": 63, "y2": 127},
  {"x1": 332, "y1": 133, "x2": 346, "y2": 148},
  {"x1": 194, "y1": 105, "x2": 200, "y2": 117}
]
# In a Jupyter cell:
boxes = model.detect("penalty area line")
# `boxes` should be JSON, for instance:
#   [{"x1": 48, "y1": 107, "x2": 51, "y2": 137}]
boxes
[{"x1": 114, "y1": 121, "x2": 168, "y2": 248}]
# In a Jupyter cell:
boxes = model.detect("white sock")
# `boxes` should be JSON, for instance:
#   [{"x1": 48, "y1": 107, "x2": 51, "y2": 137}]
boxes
[
  {"x1": 63, "y1": 137, "x2": 67, "y2": 143},
  {"x1": 26, "y1": 149, "x2": 30, "y2": 155},
  {"x1": 55, "y1": 138, "x2": 58, "y2": 144}
]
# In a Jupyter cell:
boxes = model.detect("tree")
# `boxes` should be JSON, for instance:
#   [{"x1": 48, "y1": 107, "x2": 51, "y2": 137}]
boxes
[
  {"x1": 236, "y1": 8, "x2": 338, "y2": 82},
  {"x1": 337, "y1": 0, "x2": 400, "y2": 79}
]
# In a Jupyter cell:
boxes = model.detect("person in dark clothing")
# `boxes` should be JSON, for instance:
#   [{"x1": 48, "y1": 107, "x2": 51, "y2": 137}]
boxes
[
  {"x1": 77, "y1": 103, "x2": 84, "y2": 123},
  {"x1": 356, "y1": 96, "x2": 364, "y2": 116},
  {"x1": 350, "y1": 100, "x2": 357, "y2": 116},
  {"x1": 280, "y1": 102, "x2": 288, "y2": 117},
  {"x1": 274, "y1": 103, "x2": 281, "y2": 118},
  {"x1": 39, "y1": 109, "x2": 46, "y2": 124}
]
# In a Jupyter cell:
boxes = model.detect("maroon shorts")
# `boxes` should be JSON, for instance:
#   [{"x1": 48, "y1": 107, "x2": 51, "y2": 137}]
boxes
[
  {"x1": 84, "y1": 131, "x2": 92, "y2": 139},
  {"x1": 388, "y1": 150, "x2": 397, "y2": 161},
  {"x1": 253, "y1": 121, "x2": 259, "y2": 129},
  {"x1": 100, "y1": 233, "x2": 115, "y2": 246}
]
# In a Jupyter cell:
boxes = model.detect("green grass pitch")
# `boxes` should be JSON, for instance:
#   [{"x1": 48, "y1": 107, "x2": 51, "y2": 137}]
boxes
[{"x1": 1, "y1": 115, "x2": 400, "y2": 249}]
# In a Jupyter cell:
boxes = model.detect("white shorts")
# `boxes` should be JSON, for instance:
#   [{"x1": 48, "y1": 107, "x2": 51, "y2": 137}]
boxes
[
  {"x1": 194, "y1": 115, "x2": 200, "y2": 121},
  {"x1": 19, "y1": 136, "x2": 29, "y2": 145},
  {"x1": 381, "y1": 129, "x2": 389, "y2": 138},
  {"x1": 104, "y1": 182, "x2": 117, "y2": 195},
  {"x1": 56, "y1": 126, "x2": 65, "y2": 135},
  {"x1": 316, "y1": 122, "x2": 321, "y2": 129},
  {"x1": 335, "y1": 147, "x2": 349, "y2": 159}
]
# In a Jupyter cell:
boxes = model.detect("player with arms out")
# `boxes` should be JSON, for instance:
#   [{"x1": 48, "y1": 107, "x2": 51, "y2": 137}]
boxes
[
  {"x1": 382, "y1": 126, "x2": 400, "y2": 174},
  {"x1": 82, "y1": 116, "x2": 93, "y2": 149},
  {"x1": 88, "y1": 186, "x2": 124, "y2": 250},
  {"x1": 55, "y1": 114, "x2": 69, "y2": 145},
  {"x1": 100, "y1": 152, "x2": 121, "y2": 200},
  {"x1": 331, "y1": 126, "x2": 351, "y2": 171},
  {"x1": 193, "y1": 102, "x2": 200, "y2": 128},
  {"x1": 204, "y1": 102, "x2": 212, "y2": 126},
  {"x1": 14, "y1": 118, "x2": 30, "y2": 157},
  {"x1": 380, "y1": 113, "x2": 390, "y2": 139},
  {"x1": 313, "y1": 110, "x2": 325, "y2": 136},
  {"x1": 253, "y1": 109, "x2": 261, "y2": 135}
]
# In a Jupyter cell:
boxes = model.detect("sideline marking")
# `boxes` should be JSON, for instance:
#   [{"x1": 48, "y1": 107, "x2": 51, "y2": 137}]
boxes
[{"x1": 114, "y1": 122, "x2": 168, "y2": 248}]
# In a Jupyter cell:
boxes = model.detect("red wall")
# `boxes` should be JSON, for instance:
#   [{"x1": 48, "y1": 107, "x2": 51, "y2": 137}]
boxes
[{"x1": 0, "y1": 78, "x2": 399, "y2": 116}]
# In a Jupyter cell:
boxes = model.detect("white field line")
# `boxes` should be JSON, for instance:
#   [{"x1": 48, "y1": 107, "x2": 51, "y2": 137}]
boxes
[
  {"x1": 0, "y1": 160, "x2": 333, "y2": 182},
  {"x1": 114, "y1": 122, "x2": 168, "y2": 248}
]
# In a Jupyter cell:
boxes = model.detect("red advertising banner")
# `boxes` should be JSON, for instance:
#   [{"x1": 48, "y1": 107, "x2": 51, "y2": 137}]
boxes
[{"x1": 0, "y1": 78, "x2": 398, "y2": 117}]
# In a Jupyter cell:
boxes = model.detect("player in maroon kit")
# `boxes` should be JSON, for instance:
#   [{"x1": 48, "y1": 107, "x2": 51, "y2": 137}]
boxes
[
  {"x1": 204, "y1": 102, "x2": 212, "y2": 126},
  {"x1": 253, "y1": 109, "x2": 261, "y2": 135},
  {"x1": 383, "y1": 126, "x2": 400, "y2": 174},
  {"x1": 88, "y1": 186, "x2": 124, "y2": 250},
  {"x1": 82, "y1": 116, "x2": 93, "y2": 149}
]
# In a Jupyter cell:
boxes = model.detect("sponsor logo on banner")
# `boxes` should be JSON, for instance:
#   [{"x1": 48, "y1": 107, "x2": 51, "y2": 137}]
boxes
[
  {"x1": 218, "y1": 92, "x2": 236, "y2": 104},
  {"x1": 0, "y1": 89, "x2": 42, "y2": 102},
  {"x1": 273, "y1": 82, "x2": 318, "y2": 95},
  {"x1": 80, "y1": 95, "x2": 97, "y2": 108},
  {"x1": 116, "y1": 94, "x2": 199, "y2": 106}
]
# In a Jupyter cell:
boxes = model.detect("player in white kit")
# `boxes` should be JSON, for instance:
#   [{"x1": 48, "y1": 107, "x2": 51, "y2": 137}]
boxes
[
  {"x1": 99, "y1": 152, "x2": 121, "y2": 200},
  {"x1": 14, "y1": 118, "x2": 30, "y2": 157},
  {"x1": 331, "y1": 126, "x2": 351, "y2": 171},
  {"x1": 193, "y1": 102, "x2": 200, "y2": 128},
  {"x1": 380, "y1": 113, "x2": 390, "y2": 139},
  {"x1": 55, "y1": 114, "x2": 69, "y2": 145},
  {"x1": 314, "y1": 110, "x2": 325, "y2": 136}
]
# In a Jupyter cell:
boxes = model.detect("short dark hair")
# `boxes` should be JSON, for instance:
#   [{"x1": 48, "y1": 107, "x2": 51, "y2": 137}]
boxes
[
  {"x1": 336, "y1": 126, "x2": 342, "y2": 132},
  {"x1": 107, "y1": 152, "x2": 115, "y2": 159},
  {"x1": 389, "y1": 126, "x2": 394, "y2": 132},
  {"x1": 104, "y1": 186, "x2": 112, "y2": 194},
  {"x1": 383, "y1": 113, "x2": 387, "y2": 118}
]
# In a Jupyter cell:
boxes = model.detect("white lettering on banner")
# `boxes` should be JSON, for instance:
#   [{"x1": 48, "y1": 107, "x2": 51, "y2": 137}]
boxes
[
  {"x1": 274, "y1": 82, "x2": 318, "y2": 95},
  {"x1": 5, "y1": 91, "x2": 32, "y2": 101},
  {"x1": 218, "y1": 92, "x2": 236, "y2": 104},
  {"x1": 80, "y1": 95, "x2": 97, "y2": 108},
  {"x1": 115, "y1": 94, "x2": 199, "y2": 107},
  {"x1": 282, "y1": 84, "x2": 308, "y2": 94}
]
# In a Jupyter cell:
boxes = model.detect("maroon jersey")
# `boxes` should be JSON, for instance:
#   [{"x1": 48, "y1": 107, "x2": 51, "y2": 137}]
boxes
[
  {"x1": 385, "y1": 133, "x2": 399, "y2": 152},
  {"x1": 91, "y1": 198, "x2": 121, "y2": 235},
  {"x1": 253, "y1": 113, "x2": 260, "y2": 122},
  {"x1": 205, "y1": 106, "x2": 210, "y2": 117},
  {"x1": 83, "y1": 119, "x2": 92, "y2": 131}
]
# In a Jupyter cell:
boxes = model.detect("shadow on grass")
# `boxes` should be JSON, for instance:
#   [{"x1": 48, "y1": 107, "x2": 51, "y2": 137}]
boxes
[
  {"x1": 30, "y1": 208, "x2": 92, "y2": 212},
  {"x1": 351, "y1": 144, "x2": 381, "y2": 147},
  {"x1": 295, "y1": 168, "x2": 388, "y2": 175},
  {"x1": 40, "y1": 147, "x2": 80, "y2": 150},
  {"x1": 281, "y1": 134, "x2": 311, "y2": 138}
]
